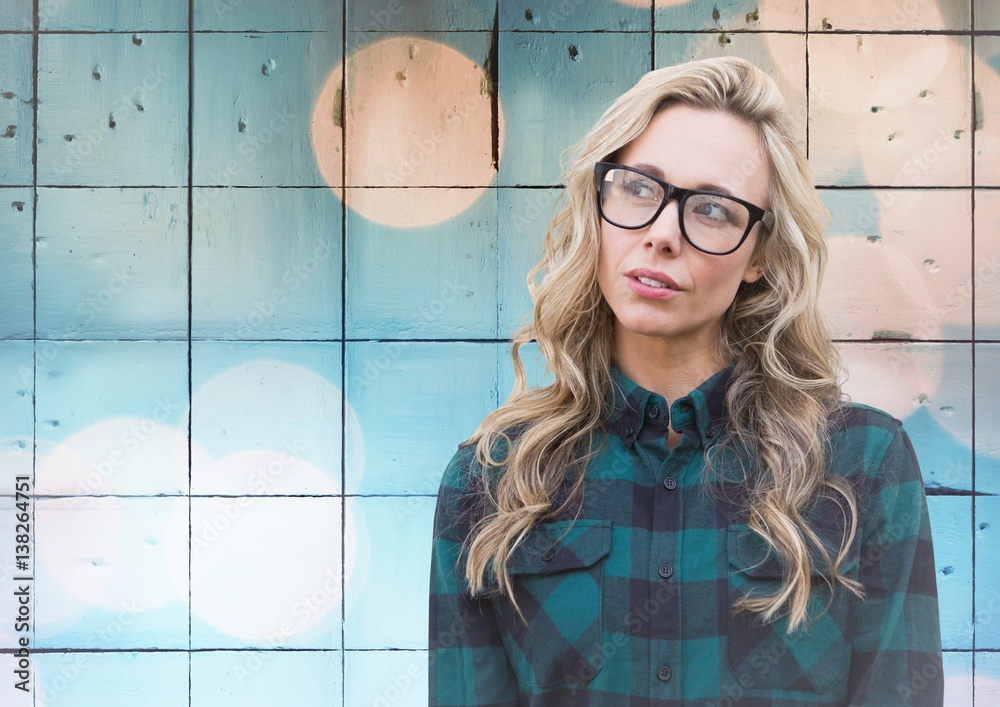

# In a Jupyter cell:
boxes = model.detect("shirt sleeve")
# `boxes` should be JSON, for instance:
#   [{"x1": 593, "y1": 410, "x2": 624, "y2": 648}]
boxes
[
  {"x1": 847, "y1": 421, "x2": 944, "y2": 706},
  {"x1": 428, "y1": 446, "x2": 520, "y2": 707}
]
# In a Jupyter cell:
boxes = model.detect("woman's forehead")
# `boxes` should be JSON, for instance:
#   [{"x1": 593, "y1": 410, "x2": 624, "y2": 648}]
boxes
[{"x1": 616, "y1": 105, "x2": 771, "y2": 206}]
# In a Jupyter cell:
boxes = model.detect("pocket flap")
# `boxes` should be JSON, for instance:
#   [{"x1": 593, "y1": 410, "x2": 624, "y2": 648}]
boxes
[{"x1": 508, "y1": 520, "x2": 612, "y2": 576}]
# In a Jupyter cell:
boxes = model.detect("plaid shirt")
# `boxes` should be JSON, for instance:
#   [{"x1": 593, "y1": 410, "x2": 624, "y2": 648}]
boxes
[{"x1": 429, "y1": 367, "x2": 943, "y2": 706}]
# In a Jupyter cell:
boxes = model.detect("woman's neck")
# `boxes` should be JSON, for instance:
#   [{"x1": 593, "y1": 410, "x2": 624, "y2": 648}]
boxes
[{"x1": 613, "y1": 328, "x2": 727, "y2": 404}]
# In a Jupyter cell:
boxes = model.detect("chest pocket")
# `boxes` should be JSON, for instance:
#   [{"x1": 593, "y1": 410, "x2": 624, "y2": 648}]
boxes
[
  {"x1": 726, "y1": 519, "x2": 858, "y2": 694},
  {"x1": 494, "y1": 519, "x2": 612, "y2": 689}
]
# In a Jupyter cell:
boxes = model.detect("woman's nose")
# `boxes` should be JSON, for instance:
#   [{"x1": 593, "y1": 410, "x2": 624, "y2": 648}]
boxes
[{"x1": 642, "y1": 199, "x2": 684, "y2": 253}]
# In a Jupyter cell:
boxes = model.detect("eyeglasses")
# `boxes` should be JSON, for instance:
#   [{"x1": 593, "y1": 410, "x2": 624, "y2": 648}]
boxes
[{"x1": 594, "y1": 162, "x2": 774, "y2": 255}]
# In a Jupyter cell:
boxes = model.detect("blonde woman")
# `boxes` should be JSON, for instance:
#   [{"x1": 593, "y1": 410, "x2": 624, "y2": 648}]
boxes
[{"x1": 429, "y1": 57, "x2": 942, "y2": 706}]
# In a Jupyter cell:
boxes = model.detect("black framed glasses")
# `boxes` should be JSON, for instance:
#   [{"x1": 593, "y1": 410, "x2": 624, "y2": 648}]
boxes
[{"x1": 595, "y1": 162, "x2": 774, "y2": 255}]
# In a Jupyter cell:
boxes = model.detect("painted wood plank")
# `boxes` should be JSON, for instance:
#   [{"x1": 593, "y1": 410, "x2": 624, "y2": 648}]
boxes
[
  {"x1": 974, "y1": 37, "x2": 1000, "y2": 186},
  {"x1": 192, "y1": 186, "x2": 342, "y2": 340},
  {"x1": 195, "y1": 0, "x2": 342, "y2": 31},
  {"x1": 975, "y1": 497, "x2": 1000, "y2": 649},
  {"x1": 809, "y1": 34, "x2": 972, "y2": 187},
  {"x1": 497, "y1": 186, "x2": 559, "y2": 336},
  {"x1": 37, "y1": 33, "x2": 189, "y2": 186},
  {"x1": 343, "y1": 32, "x2": 494, "y2": 189},
  {"x1": 344, "y1": 496, "x2": 434, "y2": 649},
  {"x1": 498, "y1": 31, "x2": 649, "y2": 186},
  {"x1": 977, "y1": 0, "x2": 1000, "y2": 30},
  {"x1": 808, "y1": 0, "x2": 970, "y2": 31},
  {"x1": 35, "y1": 497, "x2": 189, "y2": 649},
  {"x1": 0, "y1": 655, "x2": 30, "y2": 706},
  {"x1": 345, "y1": 342, "x2": 498, "y2": 494},
  {"x1": 975, "y1": 343, "x2": 1000, "y2": 495},
  {"x1": 35, "y1": 188, "x2": 188, "y2": 339},
  {"x1": 655, "y1": 0, "x2": 804, "y2": 31},
  {"x1": 655, "y1": 31, "x2": 807, "y2": 149},
  {"x1": 190, "y1": 341, "x2": 343, "y2": 495},
  {"x1": 36, "y1": 652, "x2": 188, "y2": 705},
  {"x1": 191, "y1": 650, "x2": 343, "y2": 705},
  {"x1": 942, "y1": 650, "x2": 973, "y2": 704},
  {"x1": 345, "y1": 188, "x2": 498, "y2": 339},
  {"x1": 344, "y1": 649, "x2": 428, "y2": 707},
  {"x1": 973, "y1": 191, "x2": 1000, "y2": 339},
  {"x1": 35, "y1": 341, "x2": 189, "y2": 496},
  {"x1": 38, "y1": 0, "x2": 188, "y2": 31},
  {"x1": 927, "y1": 496, "x2": 973, "y2": 650},
  {"x1": 0, "y1": 36, "x2": 34, "y2": 186},
  {"x1": 190, "y1": 496, "x2": 342, "y2": 649},
  {"x1": 819, "y1": 189, "x2": 972, "y2": 341},
  {"x1": 500, "y1": 0, "x2": 651, "y2": 31},
  {"x1": 193, "y1": 33, "x2": 341, "y2": 187},
  {"x1": 838, "y1": 343, "x2": 972, "y2": 492},
  {"x1": 0, "y1": 189, "x2": 33, "y2": 337},
  {"x1": 347, "y1": 0, "x2": 494, "y2": 31},
  {"x1": 0, "y1": 1, "x2": 32, "y2": 30},
  {"x1": 0, "y1": 342, "x2": 32, "y2": 484},
  {"x1": 976, "y1": 651, "x2": 1000, "y2": 701}
]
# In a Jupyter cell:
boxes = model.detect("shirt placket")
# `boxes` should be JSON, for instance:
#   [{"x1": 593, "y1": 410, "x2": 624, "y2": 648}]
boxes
[{"x1": 637, "y1": 395, "x2": 698, "y2": 700}]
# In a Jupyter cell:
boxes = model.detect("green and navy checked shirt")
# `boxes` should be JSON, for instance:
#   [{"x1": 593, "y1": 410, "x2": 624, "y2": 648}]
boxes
[{"x1": 429, "y1": 367, "x2": 943, "y2": 706}]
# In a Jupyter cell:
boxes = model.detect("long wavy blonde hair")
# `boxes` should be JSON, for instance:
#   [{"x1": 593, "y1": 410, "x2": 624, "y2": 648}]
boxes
[{"x1": 464, "y1": 57, "x2": 862, "y2": 632}]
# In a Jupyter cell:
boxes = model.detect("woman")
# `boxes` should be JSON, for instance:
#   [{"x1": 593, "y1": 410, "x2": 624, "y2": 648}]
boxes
[{"x1": 429, "y1": 57, "x2": 942, "y2": 706}]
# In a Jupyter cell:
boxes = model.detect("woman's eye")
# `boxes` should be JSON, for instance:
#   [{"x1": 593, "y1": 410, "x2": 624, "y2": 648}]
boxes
[
  {"x1": 692, "y1": 198, "x2": 733, "y2": 222},
  {"x1": 621, "y1": 178, "x2": 656, "y2": 199}
]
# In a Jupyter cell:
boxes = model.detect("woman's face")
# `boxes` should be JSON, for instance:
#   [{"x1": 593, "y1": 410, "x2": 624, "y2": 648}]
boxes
[{"x1": 597, "y1": 104, "x2": 770, "y2": 357}]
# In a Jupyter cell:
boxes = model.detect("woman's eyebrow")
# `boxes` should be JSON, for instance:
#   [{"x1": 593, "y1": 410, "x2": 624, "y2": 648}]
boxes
[{"x1": 629, "y1": 161, "x2": 737, "y2": 197}]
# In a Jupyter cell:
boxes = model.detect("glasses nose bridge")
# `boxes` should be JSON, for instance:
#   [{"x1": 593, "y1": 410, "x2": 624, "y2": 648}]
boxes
[{"x1": 652, "y1": 181, "x2": 683, "y2": 225}]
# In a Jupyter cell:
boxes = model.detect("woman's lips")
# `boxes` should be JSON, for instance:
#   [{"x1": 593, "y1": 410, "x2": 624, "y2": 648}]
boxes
[{"x1": 626, "y1": 269, "x2": 681, "y2": 299}]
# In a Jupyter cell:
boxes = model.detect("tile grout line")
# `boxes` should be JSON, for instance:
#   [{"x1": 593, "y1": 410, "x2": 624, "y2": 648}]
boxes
[
  {"x1": 340, "y1": 0, "x2": 348, "y2": 700},
  {"x1": 805, "y1": 1, "x2": 810, "y2": 160},
  {"x1": 186, "y1": 0, "x2": 195, "y2": 702},
  {"x1": 970, "y1": 0, "x2": 978, "y2": 696},
  {"x1": 30, "y1": 1, "x2": 39, "y2": 706}
]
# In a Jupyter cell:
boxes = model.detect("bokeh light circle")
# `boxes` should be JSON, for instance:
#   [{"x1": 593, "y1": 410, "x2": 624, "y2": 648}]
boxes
[{"x1": 311, "y1": 35, "x2": 504, "y2": 227}]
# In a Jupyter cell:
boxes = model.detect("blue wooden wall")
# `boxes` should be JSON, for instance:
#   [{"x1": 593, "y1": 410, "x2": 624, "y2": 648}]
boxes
[{"x1": 0, "y1": 0, "x2": 998, "y2": 704}]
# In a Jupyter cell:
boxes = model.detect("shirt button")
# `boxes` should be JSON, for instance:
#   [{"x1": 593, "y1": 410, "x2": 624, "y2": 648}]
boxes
[
  {"x1": 647, "y1": 406, "x2": 659, "y2": 419},
  {"x1": 677, "y1": 400, "x2": 692, "y2": 412},
  {"x1": 658, "y1": 564, "x2": 673, "y2": 579},
  {"x1": 662, "y1": 476, "x2": 677, "y2": 490},
  {"x1": 541, "y1": 549, "x2": 555, "y2": 562},
  {"x1": 657, "y1": 665, "x2": 672, "y2": 682},
  {"x1": 625, "y1": 426, "x2": 635, "y2": 437}
]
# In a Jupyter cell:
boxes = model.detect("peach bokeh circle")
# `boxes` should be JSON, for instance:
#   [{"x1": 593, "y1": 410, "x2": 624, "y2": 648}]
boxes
[{"x1": 311, "y1": 36, "x2": 504, "y2": 228}]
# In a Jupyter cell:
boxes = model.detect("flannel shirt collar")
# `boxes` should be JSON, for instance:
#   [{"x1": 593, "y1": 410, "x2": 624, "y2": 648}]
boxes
[{"x1": 607, "y1": 364, "x2": 732, "y2": 449}]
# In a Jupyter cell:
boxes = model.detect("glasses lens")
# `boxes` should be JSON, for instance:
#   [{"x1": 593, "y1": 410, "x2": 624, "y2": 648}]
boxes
[
  {"x1": 599, "y1": 168, "x2": 664, "y2": 228},
  {"x1": 683, "y1": 193, "x2": 751, "y2": 254}
]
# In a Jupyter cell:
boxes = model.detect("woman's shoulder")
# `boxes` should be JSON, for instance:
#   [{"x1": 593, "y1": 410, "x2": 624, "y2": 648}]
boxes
[
  {"x1": 825, "y1": 399, "x2": 922, "y2": 488},
  {"x1": 829, "y1": 398, "x2": 902, "y2": 431},
  {"x1": 439, "y1": 436, "x2": 513, "y2": 493}
]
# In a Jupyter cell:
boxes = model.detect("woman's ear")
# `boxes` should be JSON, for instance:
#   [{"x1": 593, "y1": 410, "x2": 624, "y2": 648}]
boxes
[{"x1": 742, "y1": 261, "x2": 764, "y2": 284}]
